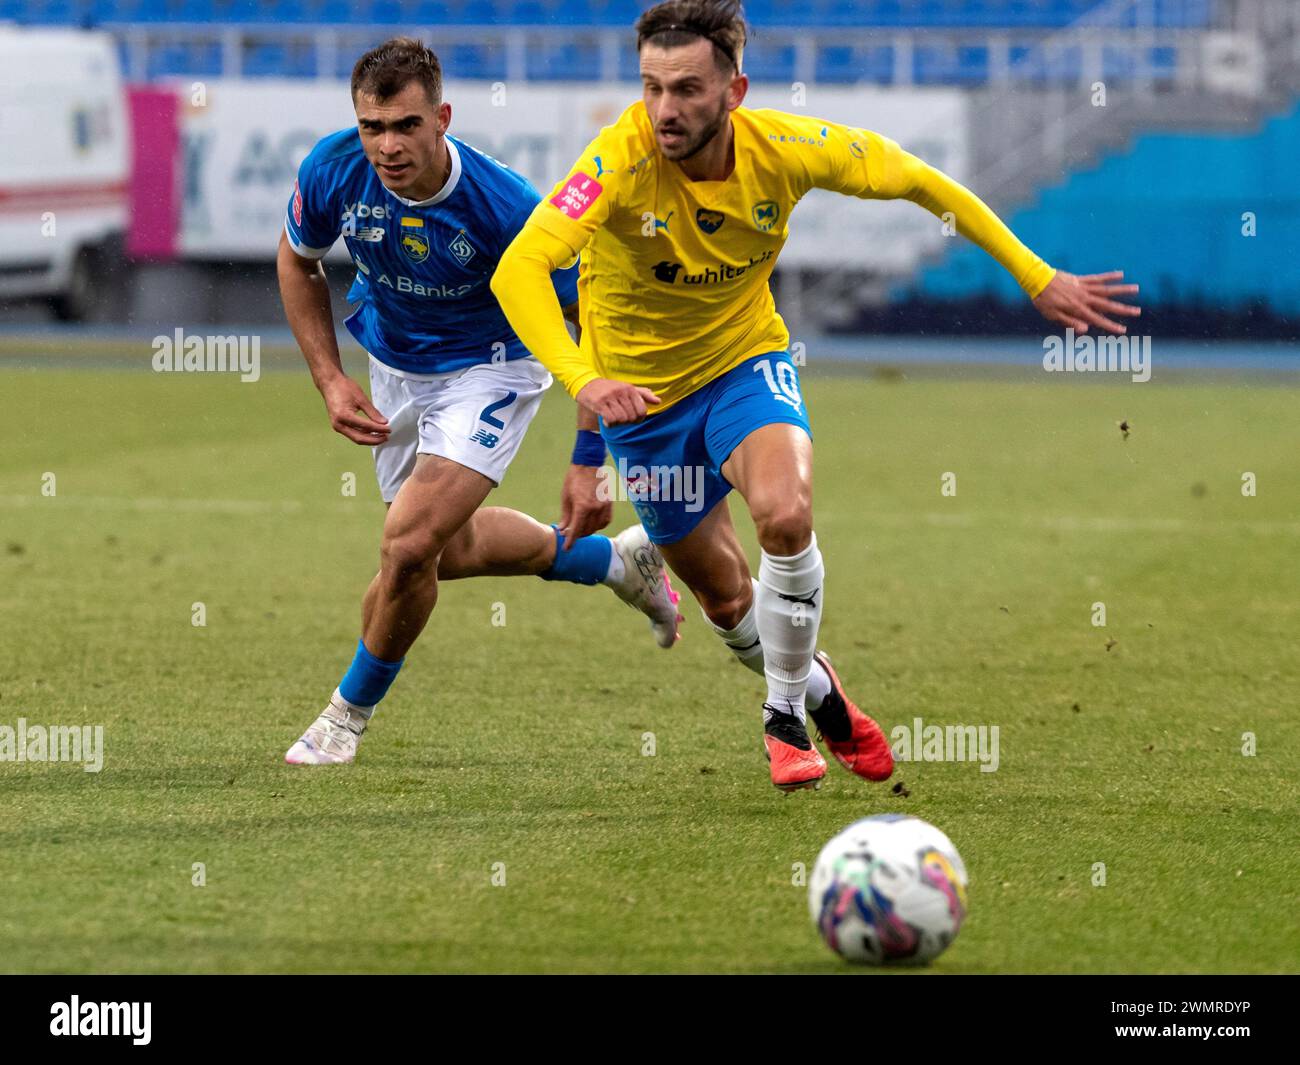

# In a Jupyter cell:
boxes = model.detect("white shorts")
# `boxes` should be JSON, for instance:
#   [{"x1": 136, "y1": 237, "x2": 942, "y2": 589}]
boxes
[{"x1": 368, "y1": 354, "x2": 553, "y2": 502}]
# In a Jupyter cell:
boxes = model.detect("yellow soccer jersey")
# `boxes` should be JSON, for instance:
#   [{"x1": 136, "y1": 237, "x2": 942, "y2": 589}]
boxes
[{"x1": 521, "y1": 101, "x2": 1054, "y2": 412}]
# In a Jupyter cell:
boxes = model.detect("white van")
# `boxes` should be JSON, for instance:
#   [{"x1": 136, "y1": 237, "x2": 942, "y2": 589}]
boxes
[{"x1": 0, "y1": 26, "x2": 131, "y2": 320}]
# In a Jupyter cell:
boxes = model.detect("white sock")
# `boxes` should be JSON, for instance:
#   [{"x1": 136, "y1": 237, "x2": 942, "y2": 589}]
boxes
[
  {"x1": 756, "y1": 534, "x2": 824, "y2": 720},
  {"x1": 805, "y1": 656, "x2": 831, "y2": 709},
  {"x1": 707, "y1": 580, "x2": 766, "y2": 677},
  {"x1": 601, "y1": 541, "x2": 626, "y2": 585},
  {"x1": 332, "y1": 687, "x2": 375, "y2": 723},
  {"x1": 707, "y1": 579, "x2": 832, "y2": 715}
]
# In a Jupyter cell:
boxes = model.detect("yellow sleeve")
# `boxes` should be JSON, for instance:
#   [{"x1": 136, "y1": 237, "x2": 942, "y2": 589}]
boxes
[
  {"x1": 811, "y1": 124, "x2": 1056, "y2": 299},
  {"x1": 492, "y1": 119, "x2": 640, "y2": 399},
  {"x1": 492, "y1": 219, "x2": 600, "y2": 399}
]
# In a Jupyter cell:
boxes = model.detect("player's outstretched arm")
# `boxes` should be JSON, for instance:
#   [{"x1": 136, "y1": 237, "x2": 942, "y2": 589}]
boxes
[
  {"x1": 276, "y1": 231, "x2": 389, "y2": 446},
  {"x1": 493, "y1": 223, "x2": 660, "y2": 425},
  {"x1": 824, "y1": 128, "x2": 1140, "y2": 332},
  {"x1": 557, "y1": 301, "x2": 613, "y2": 547},
  {"x1": 897, "y1": 157, "x2": 1142, "y2": 333},
  {"x1": 901, "y1": 161, "x2": 1141, "y2": 334}
]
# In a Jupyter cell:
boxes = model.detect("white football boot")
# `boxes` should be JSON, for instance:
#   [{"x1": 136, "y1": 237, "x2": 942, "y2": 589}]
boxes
[
  {"x1": 608, "y1": 524, "x2": 682, "y2": 649},
  {"x1": 284, "y1": 689, "x2": 371, "y2": 765}
]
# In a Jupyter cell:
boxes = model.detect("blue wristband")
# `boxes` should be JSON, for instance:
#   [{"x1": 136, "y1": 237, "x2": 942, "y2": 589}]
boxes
[{"x1": 571, "y1": 429, "x2": 606, "y2": 467}]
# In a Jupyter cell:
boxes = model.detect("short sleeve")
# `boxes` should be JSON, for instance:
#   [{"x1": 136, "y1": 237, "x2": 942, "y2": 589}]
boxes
[{"x1": 284, "y1": 150, "x2": 339, "y2": 258}]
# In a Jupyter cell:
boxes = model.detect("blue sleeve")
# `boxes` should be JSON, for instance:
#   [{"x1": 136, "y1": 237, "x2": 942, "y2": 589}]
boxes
[
  {"x1": 284, "y1": 146, "x2": 339, "y2": 258},
  {"x1": 502, "y1": 195, "x2": 580, "y2": 308}
]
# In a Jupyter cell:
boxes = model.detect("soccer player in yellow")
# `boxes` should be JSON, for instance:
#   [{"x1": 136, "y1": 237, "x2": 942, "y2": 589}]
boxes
[{"x1": 492, "y1": 0, "x2": 1140, "y2": 792}]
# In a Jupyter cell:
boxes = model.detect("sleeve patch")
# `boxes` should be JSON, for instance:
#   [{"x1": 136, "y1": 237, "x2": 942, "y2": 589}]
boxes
[
  {"x1": 549, "y1": 173, "x2": 604, "y2": 219},
  {"x1": 292, "y1": 179, "x2": 303, "y2": 226}
]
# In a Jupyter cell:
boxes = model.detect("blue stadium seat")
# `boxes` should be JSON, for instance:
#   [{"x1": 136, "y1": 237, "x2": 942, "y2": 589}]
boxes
[
  {"x1": 172, "y1": 0, "x2": 217, "y2": 21},
  {"x1": 244, "y1": 40, "x2": 318, "y2": 75},
  {"x1": 445, "y1": 40, "x2": 506, "y2": 78},
  {"x1": 588, "y1": 0, "x2": 643, "y2": 28},
  {"x1": 509, "y1": 0, "x2": 551, "y2": 24},
  {"x1": 526, "y1": 39, "x2": 601, "y2": 79},
  {"x1": 407, "y1": 0, "x2": 454, "y2": 22},
  {"x1": 148, "y1": 40, "x2": 222, "y2": 76},
  {"x1": 371, "y1": 0, "x2": 406, "y2": 21},
  {"x1": 31, "y1": 0, "x2": 79, "y2": 23},
  {"x1": 1008, "y1": 42, "x2": 1083, "y2": 85},
  {"x1": 273, "y1": 0, "x2": 310, "y2": 20},
  {"x1": 914, "y1": 43, "x2": 990, "y2": 85},
  {"x1": 742, "y1": 40, "x2": 794, "y2": 81},
  {"x1": 815, "y1": 44, "x2": 896, "y2": 84},
  {"x1": 227, "y1": 0, "x2": 276, "y2": 21}
]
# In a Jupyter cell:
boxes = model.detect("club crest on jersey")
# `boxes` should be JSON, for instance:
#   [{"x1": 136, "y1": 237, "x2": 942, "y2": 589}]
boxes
[
  {"x1": 448, "y1": 230, "x2": 476, "y2": 265},
  {"x1": 400, "y1": 216, "x2": 429, "y2": 263},
  {"x1": 696, "y1": 209, "x2": 725, "y2": 234},
  {"x1": 751, "y1": 201, "x2": 780, "y2": 232}
]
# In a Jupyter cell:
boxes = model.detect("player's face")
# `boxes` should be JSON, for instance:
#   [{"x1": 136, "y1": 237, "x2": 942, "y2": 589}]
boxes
[
  {"x1": 640, "y1": 40, "x2": 746, "y2": 161},
  {"x1": 354, "y1": 81, "x2": 451, "y2": 199}
]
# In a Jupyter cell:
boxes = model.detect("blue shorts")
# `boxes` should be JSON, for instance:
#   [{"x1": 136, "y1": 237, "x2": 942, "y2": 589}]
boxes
[{"x1": 599, "y1": 351, "x2": 812, "y2": 545}]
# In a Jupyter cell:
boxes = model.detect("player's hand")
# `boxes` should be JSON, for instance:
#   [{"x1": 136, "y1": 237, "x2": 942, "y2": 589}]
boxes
[
  {"x1": 320, "y1": 374, "x2": 390, "y2": 445},
  {"x1": 576, "y1": 378, "x2": 661, "y2": 426},
  {"x1": 1033, "y1": 270, "x2": 1141, "y2": 334},
  {"x1": 558, "y1": 463, "x2": 613, "y2": 548}
]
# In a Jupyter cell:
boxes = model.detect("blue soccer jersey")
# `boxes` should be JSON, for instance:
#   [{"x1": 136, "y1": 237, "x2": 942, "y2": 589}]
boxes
[{"x1": 284, "y1": 129, "x2": 579, "y2": 375}]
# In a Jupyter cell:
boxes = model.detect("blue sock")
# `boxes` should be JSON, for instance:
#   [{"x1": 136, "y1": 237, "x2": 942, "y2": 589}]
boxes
[
  {"x1": 338, "y1": 638, "x2": 404, "y2": 708},
  {"x1": 539, "y1": 527, "x2": 613, "y2": 586}
]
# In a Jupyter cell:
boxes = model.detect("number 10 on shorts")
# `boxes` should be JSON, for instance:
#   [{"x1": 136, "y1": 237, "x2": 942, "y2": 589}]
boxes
[{"x1": 754, "y1": 358, "x2": 803, "y2": 413}]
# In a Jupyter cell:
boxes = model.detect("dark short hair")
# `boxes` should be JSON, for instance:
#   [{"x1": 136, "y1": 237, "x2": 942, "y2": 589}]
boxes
[
  {"x1": 636, "y1": 0, "x2": 748, "y2": 74},
  {"x1": 351, "y1": 37, "x2": 443, "y2": 106}
]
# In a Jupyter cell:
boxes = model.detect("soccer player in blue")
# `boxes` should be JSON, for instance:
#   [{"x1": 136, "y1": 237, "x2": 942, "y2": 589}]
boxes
[{"x1": 277, "y1": 39, "x2": 681, "y2": 765}]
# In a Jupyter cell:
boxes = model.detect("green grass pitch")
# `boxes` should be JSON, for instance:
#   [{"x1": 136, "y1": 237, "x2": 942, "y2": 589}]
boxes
[{"x1": 2, "y1": 347, "x2": 1297, "y2": 973}]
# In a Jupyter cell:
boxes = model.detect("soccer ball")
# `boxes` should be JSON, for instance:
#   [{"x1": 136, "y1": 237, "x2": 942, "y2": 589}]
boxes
[{"x1": 808, "y1": 814, "x2": 968, "y2": 965}]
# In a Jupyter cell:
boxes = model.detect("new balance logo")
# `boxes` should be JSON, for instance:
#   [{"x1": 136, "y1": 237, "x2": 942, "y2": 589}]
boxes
[{"x1": 469, "y1": 429, "x2": 500, "y2": 449}]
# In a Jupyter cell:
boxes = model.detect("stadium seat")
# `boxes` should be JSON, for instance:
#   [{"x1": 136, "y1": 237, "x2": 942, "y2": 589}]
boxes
[
  {"x1": 366, "y1": 0, "x2": 405, "y2": 22},
  {"x1": 446, "y1": 40, "x2": 506, "y2": 78},
  {"x1": 742, "y1": 40, "x2": 794, "y2": 82},
  {"x1": 31, "y1": 0, "x2": 79, "y2": 23},
  {"x1": 147, "y1": 39, "x2": 222, "y2": 76},
  {"x1": 526, "y1": 38, "x2": 601, "y2": 80},
  {"x1": 815, "y1": 43, "x2": 896, "y2": 85},
  {"x1": 172, "y1": 0, "x2": 217, "y2": 21},
  {"x1": 407, "y1": 0, "x2": 453, "y2": 23},
  {"x1": 588, "y1": 0, "x2": 642, "y2": 28}
]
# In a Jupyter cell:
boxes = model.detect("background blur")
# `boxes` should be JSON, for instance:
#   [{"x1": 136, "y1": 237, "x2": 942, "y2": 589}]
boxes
[{"x1": 1, "y1": 0, "x2": 1297, "y2": 350}]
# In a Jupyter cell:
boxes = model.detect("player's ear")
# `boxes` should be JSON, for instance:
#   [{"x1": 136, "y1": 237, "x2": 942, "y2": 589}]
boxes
[
  {"x1": 728, "y1": 71, "x2": 749, "y2": 111},
  {"x1": 438, "y1": 100, "x2": 452, "y2": 135}
]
